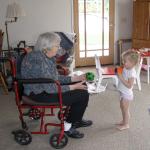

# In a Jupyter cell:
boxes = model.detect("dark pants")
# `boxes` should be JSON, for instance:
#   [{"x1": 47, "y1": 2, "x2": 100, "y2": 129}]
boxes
[{"x1": 29, "y1": 89, "x2": 89, "y2": 123}]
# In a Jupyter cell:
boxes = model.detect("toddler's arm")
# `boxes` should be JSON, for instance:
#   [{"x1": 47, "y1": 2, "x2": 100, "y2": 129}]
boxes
[{"x1": 118, "y1": 74, "x2": 134, "y2": 89}]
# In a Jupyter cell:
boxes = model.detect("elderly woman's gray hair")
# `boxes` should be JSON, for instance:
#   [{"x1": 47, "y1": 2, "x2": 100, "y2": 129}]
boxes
[{"x1": 34, "y1": 32, "x2": 61, "y2": 51}]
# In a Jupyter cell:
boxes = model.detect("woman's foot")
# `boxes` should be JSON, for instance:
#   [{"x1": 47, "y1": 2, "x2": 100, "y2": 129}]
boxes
[
  {"x1": 72, "y1": 119, "x2": 93, "y2": 128},
  {"x1": 65, "y1": 127, "x2": 84, "y2": 138},
  {"x1": 116, "y1": 124, "x2": 129, "y2": 131}
]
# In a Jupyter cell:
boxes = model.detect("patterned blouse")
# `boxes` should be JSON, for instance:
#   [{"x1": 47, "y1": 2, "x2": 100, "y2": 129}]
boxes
[{"x1": 21, "y1": 51, "x2": 71, "y2": 95}]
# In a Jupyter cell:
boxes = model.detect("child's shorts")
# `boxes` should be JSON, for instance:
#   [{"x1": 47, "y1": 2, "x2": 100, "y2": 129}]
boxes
[{"x1": 119, "y1": 92, "x2": 133, "y2": 101}]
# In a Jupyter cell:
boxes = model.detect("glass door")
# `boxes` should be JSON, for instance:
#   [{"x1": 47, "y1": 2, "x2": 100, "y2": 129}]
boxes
[{"x1": 74, "y1": 0, "x2": 115, "y2": 66}]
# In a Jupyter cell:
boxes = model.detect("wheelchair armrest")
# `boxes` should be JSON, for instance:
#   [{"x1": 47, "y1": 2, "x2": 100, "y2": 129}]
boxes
[
  {"x1": 15, "y1": 78, "x2": 59, "y2": 84},
  {"x1": 15, "y1": 78, "x2": 62, "y2": 93},
  {"x1": 15, "y1": 78, "x2": 63, "y2": 105}
]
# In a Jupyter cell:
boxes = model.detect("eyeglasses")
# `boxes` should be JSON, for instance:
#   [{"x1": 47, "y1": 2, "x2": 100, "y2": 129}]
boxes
[{"x1": 55, "y1": 45, "x2": 61, "y2": 49}]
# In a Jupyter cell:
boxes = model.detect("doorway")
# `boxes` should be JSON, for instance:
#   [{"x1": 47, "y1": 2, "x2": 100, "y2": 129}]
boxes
[{"x1": 74, "y1": 0, "x2": 115, "y2": 67}]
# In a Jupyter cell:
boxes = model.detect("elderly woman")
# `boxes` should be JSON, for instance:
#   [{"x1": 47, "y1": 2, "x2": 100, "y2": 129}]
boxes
[{"x1": 21, "y1": 32, "x2": 92, "y2": 139}]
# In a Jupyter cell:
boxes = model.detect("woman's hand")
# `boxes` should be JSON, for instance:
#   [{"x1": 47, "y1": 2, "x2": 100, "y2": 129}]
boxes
[
  {"x1": 69, "y1": 81, "x2": 87, "y2": 90},
  {"x1": 71, "y1": 74, "x2": 86, "y2": 82}
]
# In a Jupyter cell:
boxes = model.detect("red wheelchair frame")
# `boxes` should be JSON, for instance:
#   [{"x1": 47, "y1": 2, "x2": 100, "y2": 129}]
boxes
[{"x1": 7, "y1": 51, "x2": 70, "y2": 149}]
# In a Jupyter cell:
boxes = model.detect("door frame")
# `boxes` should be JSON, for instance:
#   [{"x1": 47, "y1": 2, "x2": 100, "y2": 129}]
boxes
[{"x1": 73, "y1": 0, "x2": 115, "y2": 67}]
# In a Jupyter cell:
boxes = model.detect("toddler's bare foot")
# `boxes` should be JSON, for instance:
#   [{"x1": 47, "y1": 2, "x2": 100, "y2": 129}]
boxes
[
  {"x1": 115, "y1": 121, "x2": 124, "y2": 126},
  {"x1": 116, "y1": 124, "x2": 129, "y2": 131}
]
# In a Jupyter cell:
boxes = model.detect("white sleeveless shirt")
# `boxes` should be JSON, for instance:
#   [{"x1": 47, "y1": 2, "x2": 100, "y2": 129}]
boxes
[{"x1": 118, "y1": 67, "x2": 136, "y2": 96}]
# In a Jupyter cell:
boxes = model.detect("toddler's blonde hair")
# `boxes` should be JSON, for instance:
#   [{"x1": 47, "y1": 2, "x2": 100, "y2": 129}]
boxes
[{"x1": 122, "y1": 49, "x2": 140, "y2": 65}]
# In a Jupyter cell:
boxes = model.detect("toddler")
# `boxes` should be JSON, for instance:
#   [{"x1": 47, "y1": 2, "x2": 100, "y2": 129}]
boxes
[{"x1": 116, "y1": 49, "x2": 140, "y2": 130}]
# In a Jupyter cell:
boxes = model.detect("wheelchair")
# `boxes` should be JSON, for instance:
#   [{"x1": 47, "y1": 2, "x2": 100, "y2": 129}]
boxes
[{"x1": 7, "y1": 49, "x2": 70, "y2": 149}]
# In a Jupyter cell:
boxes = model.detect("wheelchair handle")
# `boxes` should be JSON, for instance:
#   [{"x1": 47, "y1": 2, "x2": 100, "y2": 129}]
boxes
[{"x1": 0, "y1": 56, "x2": 11, "y2": 63}]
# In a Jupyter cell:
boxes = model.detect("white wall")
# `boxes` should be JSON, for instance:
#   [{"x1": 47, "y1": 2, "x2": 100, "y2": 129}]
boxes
[
  {"x1": 115, "y1": 0, "x2": 133, "y2": 64},
  {"x1": 0, "y1": 0, "x2": 72, "y2": 49},
  {"x1": 0, "y1": 0, "x2": 133, "y2": 64}
]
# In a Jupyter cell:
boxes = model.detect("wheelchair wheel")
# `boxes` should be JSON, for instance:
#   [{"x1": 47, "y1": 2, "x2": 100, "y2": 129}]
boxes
[
  {"x1": 29, "y1": 108, "x2": 41, "y2": 120},
  {"x1": 57, "y1": 107, "x2": 70, "y2": 121},
  {"x1": 12, "y1": 130, "x2": 32, "y2": 145},
  {"x1": 49, "y1": 133, "x2": 68, "y2": 149}
]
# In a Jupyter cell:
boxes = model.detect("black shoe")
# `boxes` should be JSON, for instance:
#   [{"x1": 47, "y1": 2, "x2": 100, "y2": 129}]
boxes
[
  {"x1": 72, "y1": 119, "x2": 93, "y2": 128},
  {"x1": 65, "y1": 127, "x2": 84, "y2": 139}
]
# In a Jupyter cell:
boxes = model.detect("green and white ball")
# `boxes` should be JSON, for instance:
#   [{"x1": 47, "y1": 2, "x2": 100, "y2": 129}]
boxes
[{"x1": 86, "y1": 72, "x2": 95, "y2": 81}]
